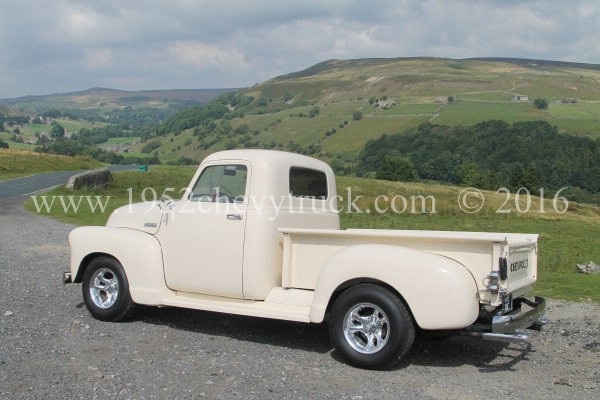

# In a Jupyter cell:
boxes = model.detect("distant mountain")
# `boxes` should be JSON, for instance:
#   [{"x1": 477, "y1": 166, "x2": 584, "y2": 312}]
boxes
[{"x1": 0, "y1": 87, "x2": 239, "y2": 112}]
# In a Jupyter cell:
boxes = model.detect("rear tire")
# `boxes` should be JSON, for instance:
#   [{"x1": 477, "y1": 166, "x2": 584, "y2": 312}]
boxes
[
  {"x1": 82, "y1": 256, "x2": 135, "y2": 321},
  {"x1": 329, "y1": 284, "x2": 414, "y2": 370}
]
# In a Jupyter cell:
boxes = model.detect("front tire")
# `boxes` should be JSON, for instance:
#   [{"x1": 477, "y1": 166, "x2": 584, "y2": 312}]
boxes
[
  {"x1": 82, "y1": 256, "x2": 135, "y2": 321},
  {"x1": 329, "y1": 284, "x2": 415, "y2": 370}
]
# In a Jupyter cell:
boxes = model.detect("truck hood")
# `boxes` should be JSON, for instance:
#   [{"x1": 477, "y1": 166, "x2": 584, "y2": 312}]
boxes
[{"x1": 106, "y1": 201, "x2": 164, "y2": 234}]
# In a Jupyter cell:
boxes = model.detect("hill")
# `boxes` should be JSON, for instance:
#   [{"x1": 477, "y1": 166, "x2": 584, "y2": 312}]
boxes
[
  {"x1": 0, "y1": 87, "x2": 237, "y2": 113},
  {"x1": 144, "y1": 57, "x2": 600, "y2": 166}
]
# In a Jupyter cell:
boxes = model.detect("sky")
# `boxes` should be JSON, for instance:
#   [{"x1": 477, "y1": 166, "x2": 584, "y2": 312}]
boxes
[{"x1": 1, "y1": 0, "x2": 599, "y2": 98}]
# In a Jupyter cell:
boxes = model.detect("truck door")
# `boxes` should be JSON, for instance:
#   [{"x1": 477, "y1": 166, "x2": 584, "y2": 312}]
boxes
[{"x1": 159, "y1": 163, "x2": 249, "y2": 298}]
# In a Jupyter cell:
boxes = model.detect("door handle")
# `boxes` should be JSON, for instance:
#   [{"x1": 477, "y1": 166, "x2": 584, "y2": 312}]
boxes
[{"x1": 227, "y1": 214, "x2": 243, "y2": 220}]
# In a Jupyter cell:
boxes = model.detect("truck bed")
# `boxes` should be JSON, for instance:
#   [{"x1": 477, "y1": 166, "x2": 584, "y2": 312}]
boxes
[{"x1": 280, "y1": 228, "x2": 538, "y2": 302}]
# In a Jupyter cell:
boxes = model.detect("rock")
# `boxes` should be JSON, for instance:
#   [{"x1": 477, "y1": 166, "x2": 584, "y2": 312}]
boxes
[
  {"x1": 552, "y1": 378, "x2": 574, "y2": 386},
  {"x1": 582, "y1": 382, "x2": 597, "y2": 390},
  {"x1": 577, "y1": 261, "x2": 600, "y2": 274},
  {"x1": 4, "y1": 311, "x2": 13, "y2": 316}
]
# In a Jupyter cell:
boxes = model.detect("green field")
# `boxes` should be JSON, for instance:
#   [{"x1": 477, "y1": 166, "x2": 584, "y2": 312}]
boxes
[
  {"x1": 101, "y1": 137, "x2": 140, "y2": 146},
  {"x1": 434, "y1": 101, "x2": 547, "y2": 125},
  {"x1": 0, "y1": 133, "x2": 36, "y2": 151},
  {"x1": 0, "y1": 149, "x2": 103, "y2": 181},
  {"x1": 3, "y1": 118, "x2": 105, "y2": 147},
  {"x1": 376, "y1": 103, "x2": 442, "y2": 116},
  {"x1": 25, "y1": 167, "x2": 600, "y2": 302}
]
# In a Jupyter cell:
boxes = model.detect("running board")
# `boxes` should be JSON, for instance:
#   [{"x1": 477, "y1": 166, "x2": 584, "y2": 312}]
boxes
[{"x1": 160, "y1": 288, "x2": 313, "y2": 323}]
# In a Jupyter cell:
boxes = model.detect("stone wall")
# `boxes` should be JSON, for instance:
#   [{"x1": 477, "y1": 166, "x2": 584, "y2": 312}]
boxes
[{"x1": 66, "y1": 168, "x2": 113, "y2": 190}]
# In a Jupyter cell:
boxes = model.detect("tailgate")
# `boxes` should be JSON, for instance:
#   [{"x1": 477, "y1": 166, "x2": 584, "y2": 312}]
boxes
[{"x1": 504, "y1": 241, "x2": 538, "y2": 295}]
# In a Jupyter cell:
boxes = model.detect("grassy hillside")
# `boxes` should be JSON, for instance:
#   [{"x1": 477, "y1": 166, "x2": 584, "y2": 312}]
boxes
[
  {"x1": 0, "y1": 149, "x2": 103, "y2": 181},
  {"x1": 145, "y1": 57, "x2": 600, "y2": 165},
  {"x1": 25, "y1": 166, "x2": 600, "y2": 302}
]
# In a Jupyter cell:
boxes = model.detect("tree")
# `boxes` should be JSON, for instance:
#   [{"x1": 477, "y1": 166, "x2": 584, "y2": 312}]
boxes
[
  {"x1": 447, "y1": 96, "x2": 454, "y2": 103},
  {"x1": 0, "y1": 139, "x2": 8, "y2": 149},
  {"x1": 50, "y1": 122, "x2": 65, "y2": 138},
  {"x1": 352, "y1": 111, "x2": 363, "y2": 121},
  {"x1": 376, "y1": 156, "x2": 418, "y2": 182},
  {"x1": 509, "y1": 163, "x2": 545, "y2": 192},
  {"x1": 455, "y1": 163, "x2": 483, "y2": 187},
  {"x1": 533, "y1": 98, "x2": 549, "y2": 110},
  {"x1": 256, "y1": 97, "x2": 268, "y2": 107},
  {"x1": 234, "y1": 123, "x2": 249, "y2": 135},
  {"x1": 37, "y1": 135, "x2": 49, "y2": 148}
]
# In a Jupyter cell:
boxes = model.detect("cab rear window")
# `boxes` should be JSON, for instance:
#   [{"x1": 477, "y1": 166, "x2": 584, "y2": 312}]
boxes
[{"x1": 289, "y1": 167, "x2": 327, "y2": 199}]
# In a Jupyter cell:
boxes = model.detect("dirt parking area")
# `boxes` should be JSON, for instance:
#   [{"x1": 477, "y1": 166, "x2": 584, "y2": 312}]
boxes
[{"x1": 0, "y1": 199, "x2": 598, "y2": 399}]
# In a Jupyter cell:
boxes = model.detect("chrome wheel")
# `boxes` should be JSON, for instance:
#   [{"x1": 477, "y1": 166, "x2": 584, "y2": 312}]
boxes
[
  {"x1": 343, "y1": 302, "x2": 390, "y2": 354},
  {"x1": 89, "y1": 267, "x2": 120, "y2": 309}
]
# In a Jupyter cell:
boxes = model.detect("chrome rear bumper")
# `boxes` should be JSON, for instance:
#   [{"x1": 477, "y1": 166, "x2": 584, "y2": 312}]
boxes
[{"x1": 483, "y1": 296, "x2": 548, "y2": 343}]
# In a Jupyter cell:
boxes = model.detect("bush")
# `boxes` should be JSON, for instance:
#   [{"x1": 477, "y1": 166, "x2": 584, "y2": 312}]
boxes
[
  {"x1": 533, "y1": 98, "x2": 549, "y2": 110},
  {"x1": 376, "y1": 156, "x2": 418, "y2": 182},
  {"x1": 352, "y1": 111, "x2": 363, "y2": 121}
]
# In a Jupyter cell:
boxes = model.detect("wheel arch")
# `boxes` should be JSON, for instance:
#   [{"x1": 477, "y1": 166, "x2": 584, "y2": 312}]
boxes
[
  {"x1": 69, "y1": 226, "x2": 167, "y2": 305},
  {"x1": 324, "y1": 278, "x2": 415, "y2": 322},
  {"x1": 309, "y1": 243, "x2": 480, "y2": 330},
  {"x1": 73, "y1": 252, "x2": 119, "y2": 283}
]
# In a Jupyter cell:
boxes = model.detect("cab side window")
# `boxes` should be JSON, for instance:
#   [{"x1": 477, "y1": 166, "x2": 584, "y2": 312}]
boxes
[
  {"x1": 190, "y1": 165, "x2": 248, "y2": 203},
  {"x1": 289, "y1": 167, "x2": 328, "y2": 199}
]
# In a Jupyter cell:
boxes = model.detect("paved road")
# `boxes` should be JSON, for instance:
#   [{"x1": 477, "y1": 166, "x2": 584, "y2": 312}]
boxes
[{"x1": 0, "y1": 165, "x2": 138, "y2": 200}]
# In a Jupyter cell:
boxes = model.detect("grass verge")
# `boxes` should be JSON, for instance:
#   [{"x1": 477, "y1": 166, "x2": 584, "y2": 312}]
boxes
[{"x1": 0, "y1": 149, "x2": 103, "y2": 181}]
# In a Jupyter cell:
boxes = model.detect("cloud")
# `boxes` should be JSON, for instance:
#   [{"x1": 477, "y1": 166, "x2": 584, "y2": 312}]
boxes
[
  {"x1": 85, "y1": 48, "x2": 113, "y2": 70},
  {"x1": 0, "y1": 0, "x2": 598, "y2": 97},
  {"x1": 168, "y1": 41, "x2": 248, "y2": 71}
]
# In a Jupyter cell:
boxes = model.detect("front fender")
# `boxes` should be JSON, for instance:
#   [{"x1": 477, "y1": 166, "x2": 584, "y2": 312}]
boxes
[
  {"x1": 310, "y1": 244, "x2": 479, "y2": 330},
  {"x1": 69, "y1": 226, "x2": 167, "y2": 305}
]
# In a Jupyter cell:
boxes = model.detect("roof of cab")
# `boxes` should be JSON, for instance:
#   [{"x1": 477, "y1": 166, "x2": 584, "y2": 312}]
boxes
[{"x1": 201, "y1": 149, "x2": 331, "y2": 171}]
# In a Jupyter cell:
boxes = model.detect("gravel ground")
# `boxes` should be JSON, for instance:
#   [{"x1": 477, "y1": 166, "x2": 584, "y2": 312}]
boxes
[{"x1": 0, "y1": 198, "x2": 599, "y2": 399}]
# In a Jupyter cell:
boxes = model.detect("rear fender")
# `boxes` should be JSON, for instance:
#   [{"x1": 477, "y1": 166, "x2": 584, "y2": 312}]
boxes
[
  {"x1": 69, "y1": 226, "x2": 167, "y2": 305},
  {"x1": 310, "y1": 244, "x2": 480, "y2": 330}
]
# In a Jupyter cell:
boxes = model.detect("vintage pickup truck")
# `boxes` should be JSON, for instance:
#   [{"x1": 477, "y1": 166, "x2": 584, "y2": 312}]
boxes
[{"x1": 65, "y1": 149, "x2": 547, "y2": 369}]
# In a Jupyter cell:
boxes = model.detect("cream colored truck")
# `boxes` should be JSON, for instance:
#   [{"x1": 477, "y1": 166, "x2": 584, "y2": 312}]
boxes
[{"x1": 65, "y1": 149, "x2": 547, "y2": 369}]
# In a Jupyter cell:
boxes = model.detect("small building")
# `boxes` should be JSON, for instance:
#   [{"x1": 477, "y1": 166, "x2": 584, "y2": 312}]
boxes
[{"x1": 512, "y1": 95, "x2": 529, "y2": 102}]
